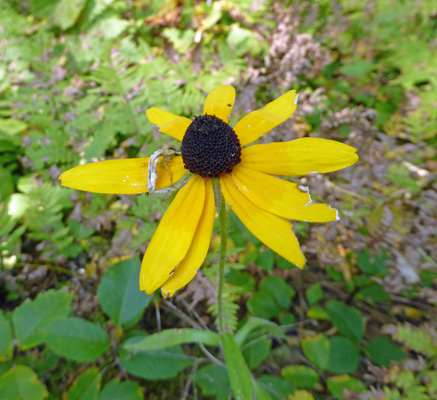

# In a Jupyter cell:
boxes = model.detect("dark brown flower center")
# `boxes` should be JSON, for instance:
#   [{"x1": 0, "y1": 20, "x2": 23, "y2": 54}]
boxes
[{"x1": 181, "y1": 115, "x2": 241, "y2": 178}]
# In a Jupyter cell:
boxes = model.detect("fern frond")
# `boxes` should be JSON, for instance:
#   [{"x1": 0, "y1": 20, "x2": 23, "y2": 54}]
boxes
[{"x1": 395, "y1": 324, "x2": 437, "y2": 358}]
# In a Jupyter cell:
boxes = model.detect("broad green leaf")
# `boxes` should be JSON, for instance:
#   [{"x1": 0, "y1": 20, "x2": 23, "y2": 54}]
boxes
[
  {"x1": 307, "y1": 306, "x2": 330, "y2": 320},
  {"x1": 99, "y1": 380, "x2": 143, "y2": 400},
  {"x1": 226, "y1": 270, "x2": 255, "y2": 294},
  {"x1": 42, "y1": 317, "x2": 110, "y2": 362},
  {"x1": 123, "y1": 329, "x2": 219, "y2": 352},
  {"x1": 29, "y1": 0, "x2": 59, "y2": 18},
  {"x1": 220, "y1": 333, "x2": 254, "y2": 400},
  {"x1": 282, "y1": 365, "x2": 320, "y2": 389},
  {"x1": 257, "y1": 249, "x2": 275, "y2": 271},
  {"x1": 234, "y1": 317, "x2": 285, "y2": 347},
  {"x1": 68, "y1": 367, "x2": 101, "y2": 400},
  {"x1": 0, "y1": 118, "x2": 28, "y2": 135},
  {"x1": 0, "y1": 365, "x2": 47, "y2": 400},
  {"x1": 357, "y1": 283, "x2": 390, "y2": 302},
  {"x1": 279, "y1": 312, "x2": 296, "y2": 326},
  {"x1": 0, "y1": 167, "x2": 14, "y2": 200},
  {"x1": 260, "y1": 276, "x2": 296, "y2": 309},
  {"x1": 356, "y1": 249, "x2": 388, "y2": 275},
  {"x1": 119, "y1": 344, "x2": 193, "y2": 380},
  {"x1": 365, "y1": 337, "x2": 406, "y2": 367},
  {"x1": 326, "y1": 300, "x2": 364, "y2": 342},
  {"x1": 7, "y1": 194, "x2": 32, "y2": 220},
  {"x1": 193, "y1": 365, "x2": 230, "y2": 400},
  {"x1": 52, "y1": 0, "x2": 88, "y2": 30},
  {"x1": 247, "y1": 289, "x2": 281, "y2": 320},
  {"x1": 258, "y1": 375, "x2": 294, "y2": 400},
  {"x1": 302, "y1": 334, "x2": 330, "y2": 371},
  {"x1": 340, "y1": 60, "x2": 373, "y2": 78},
  {"x1": 305, "y1": 284, "x2": 323, "y2": 305},
  {"x1": 243, "y1": 335, "x2": 272, "y2": 369},
  {"x1": 289, "y1": 390, "x2": 315, "y2": 400},
  {"x1": 0, "y1": 310, "x2": 13, "y2": 361},
  {"x1": 227, "y1": 25, "x2": 263, "y2": 57},
  {"x1": 254, "y1": 381, "x2": 273, "y2": 400},
  {"x1": 327, "y1": 336, "x2": 360, "y2": 374},
  {"x1": 97, "y1": 257, "x2": 152, "y2": 326},
  {"x1": 326, "y1": 375, "x2": 366, "y2": 400},
  {"x1": 12, "y1": 289, "x2": 73, "y2": 350}
]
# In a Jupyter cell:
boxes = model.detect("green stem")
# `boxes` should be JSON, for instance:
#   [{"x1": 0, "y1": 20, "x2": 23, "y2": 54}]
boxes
[{"x1": 215, "y1": 183, "x2": 228, "y2": 334}]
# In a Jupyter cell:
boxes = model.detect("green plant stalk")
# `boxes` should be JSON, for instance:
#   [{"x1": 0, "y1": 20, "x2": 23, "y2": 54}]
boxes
[{"x1": 217, "y1": 189, "x2": 228, "y2": 334}]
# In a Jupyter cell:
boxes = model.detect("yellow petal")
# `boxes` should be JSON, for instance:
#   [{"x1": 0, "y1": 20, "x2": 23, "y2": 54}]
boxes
[
  {"x1": 241, "y1": 138, "x2": 358, "y2": 176},
  {"x1": 161, "y1": 179, "x2": 215, "y2": 297},
  {"x1": 140, "y1": 176, "x2": 206, "y2": 294},
  {"x1": 221, "y1": 174, "x2": 306, "y2": 269},
  {"x1": 146, "y1": 107, "x2": 192, "y2": 141},
  {"x1": 203, "y1": 85, "x2": 236, "y2": 123},
  {"x1": 231, "y1": 167, "x2": 338, "y2": 222},
  {"x1": 59, "y1": 156, "x2": 186, "y2": 194},
  {"x1": 234, "y1": 90, "x2": 298, "y2": 146}
]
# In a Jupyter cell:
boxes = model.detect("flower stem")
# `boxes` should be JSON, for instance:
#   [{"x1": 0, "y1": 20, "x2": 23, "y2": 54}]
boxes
[{"x1": 217, "y1": 188, "x2": 228, "y2": 334}]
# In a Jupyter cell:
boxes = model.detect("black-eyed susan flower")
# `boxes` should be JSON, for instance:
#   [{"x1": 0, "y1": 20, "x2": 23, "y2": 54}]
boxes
[{"x1": 60, "y1": 85, "x2": 358, "y2": 297}]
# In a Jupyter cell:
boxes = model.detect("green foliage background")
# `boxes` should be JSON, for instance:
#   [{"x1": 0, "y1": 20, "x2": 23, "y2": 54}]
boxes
[{"x1": 0, "y1": 0, "x2": 436, "y2": 399}]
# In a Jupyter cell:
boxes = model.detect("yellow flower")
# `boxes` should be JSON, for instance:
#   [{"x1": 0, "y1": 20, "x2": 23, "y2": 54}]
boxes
[{"x1": 60, "y1": 86, "x2": 358, "y2": 297}]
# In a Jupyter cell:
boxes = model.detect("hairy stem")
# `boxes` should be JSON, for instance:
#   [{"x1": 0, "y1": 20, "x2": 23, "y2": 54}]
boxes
[{"x1": 216, "y1": 185, "x2": 228, "y2": 334}]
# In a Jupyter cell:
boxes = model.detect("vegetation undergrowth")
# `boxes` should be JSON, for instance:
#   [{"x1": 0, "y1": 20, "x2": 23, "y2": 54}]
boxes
[{"x1": 0, "y1": 1, "x2": 435, "y2": 399}]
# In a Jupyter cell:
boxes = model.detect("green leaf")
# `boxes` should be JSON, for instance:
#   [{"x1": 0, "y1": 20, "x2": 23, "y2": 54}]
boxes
[
  {"x1": 0, "y1": 365, "x2": 47, "y2": 400},
  {"x1": 248, "y1": 289, "x2": 281, "y2": 319},
  {"x1": 305, "y1": 284, "x2": 323, "y2": 305},
  {"x1": 260, "y1": 276, "x2": 296, "y2": 309},
  {"x1": 42, "y1": 317, "x2": 110, "y2": 362},
  {"x1": 225, "y1": 270, "x2": 255, "y2": 294},
  {"x1": 302, "y1": 334, "x2": 330, "y2": 371},
  {"x1": 282, "y1": 365, "x2": 320, "y2": 389},
  {"x1": 12, "y1": 289, "x2": 73, "y2": 350},
  {"x1": 279, "y1": 312, "x2": 296, "y2": 326},
  {"x1": 0, "y1": 310, "x2": 13, "y2": 361},
  {"x1": 193, "y1": 365, "x2": 230, "y2": 400},
  {"x1": 326, "y1": 375, "x2": 366, "y2": 400},
  {"x1": 326, "y1": 300, "x2": 364, "y2": 342},
  {"x1": 365, "y1": 337, "x2": 406, "y2": 367},
  {"x1": 68, "y1": 367, "x2": 101, "y2": 400},
  {"x1": 243, "y1": 335, "x2": 272, "y2": 369},
  {"x1": 52, "y1": 0, "x2": 88, "y2": 30},
  {"x1": 234, "y1": 317, "x2": 285, "y2": 347},
  {"x1": 289, "y1": 390, "x2": 315, "y2": 400},
  {"x1": 29, "y1": 0, "x2": 60, "y2": 18},
  {"x1": 327, "y1": 336, "x2": 361, "y2": 374},
  {"x1": 68, "y1": 219, "x2": 95, "y2": 239},
  {"x1": 227, "y1": 25, "x2": 263, "y2": 57},
  {"x1": 258, "y1": 375, "x2": 295, "y2": 400},
  {"x1": 340, "y1": 60, "x2": 373, "y2": 78},
  {"x1": 220, "y1": 333, "x2": 254, "y2": 400},
  {"x1": 119, "y1": 344, "x2": 193, "y2": 380},
  {"x1": 97, "y1": 257, "x2": 152, "y2": 326},
  {"x1": 0, "y1": 118, "x2": 28, "y2": 135},
  {"x1": 356, "y1": 249, "x2": 388, "y2": 275},
  {"x1": 257, "y1": 249, "x2": 275, "y2": 271},
  {"x1": 307, "y1": 306, "x2": 330, "y2": 320},
  {"x1": 254, "y1": 381, "x2": 274, "y2": 400},
  {"x1": 123, "y1": 329, "x2": 219, "y2": 352},
  {"x1": 357, "y1": 283, "x2": 390, "y2": 302},
  {"x1": 99, "y1": 380, "x2": 143, "y2": 400},
  {"x1": 0, "y1": 167, "x2": 14, "y2": 200}
]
